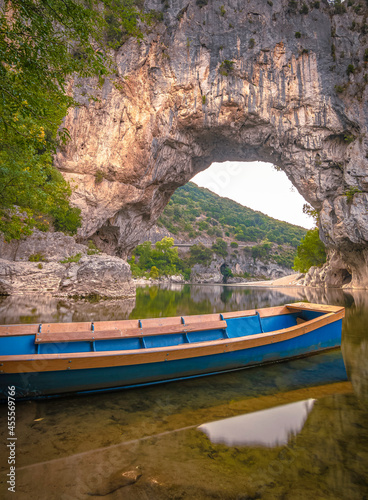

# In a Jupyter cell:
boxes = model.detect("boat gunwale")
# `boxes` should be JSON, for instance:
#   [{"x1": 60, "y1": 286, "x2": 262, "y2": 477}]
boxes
[{"x1": 0, "y1": 307, "x2": 345, "y2": 373}]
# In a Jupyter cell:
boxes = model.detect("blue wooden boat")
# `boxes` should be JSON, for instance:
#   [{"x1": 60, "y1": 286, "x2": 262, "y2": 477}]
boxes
[{"x1": 0, "y1": 302, "x2": 344, "y2": 400}]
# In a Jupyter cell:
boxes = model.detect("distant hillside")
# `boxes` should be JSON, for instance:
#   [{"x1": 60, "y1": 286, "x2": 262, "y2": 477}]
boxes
[
  {"x1": 131, "y1": 183, "x2": 309, "y2": 280},
  {"x1": 158, "y1": 182, "x2": 307, "y2": 248}
]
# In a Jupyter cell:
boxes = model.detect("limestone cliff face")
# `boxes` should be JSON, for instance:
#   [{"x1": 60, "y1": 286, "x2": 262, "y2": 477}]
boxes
[{"x1": 56, "y1": 0, "x2": 368, "y2": 288}]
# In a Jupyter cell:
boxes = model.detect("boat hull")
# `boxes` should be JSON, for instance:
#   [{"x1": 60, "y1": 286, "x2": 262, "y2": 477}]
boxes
[{"x1": 0, "y1": 317, "x2": 343, "y2": 399}]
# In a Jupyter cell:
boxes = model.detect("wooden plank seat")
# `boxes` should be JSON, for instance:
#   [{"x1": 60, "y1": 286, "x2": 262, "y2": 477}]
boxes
[{"x1": 34, "y1": 320, "x2": 228, "y2": 344}]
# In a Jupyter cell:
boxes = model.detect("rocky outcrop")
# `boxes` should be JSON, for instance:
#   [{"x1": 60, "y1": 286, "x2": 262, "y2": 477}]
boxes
[
  {"x1": 303, "y1": 249, "x2": 354, "y2": 288},
  {"x1": 58, "y1": 254, "x2": 135, "y2": 298},
  {"x1": 53, "y1": 0, "x2": 368, "y2": 288},
  {"x1": 189, "y1": 253, "x2": 292, "y2": 283},
  {"x1": 0, "y1": 231, "x2": 135, "y2": 298},
  {"x1": 0, "y1": 260, "x2": 66, "y2": 296},
  {"x1": 0, "y1": 231, "x2": 88, "y2": 262}
]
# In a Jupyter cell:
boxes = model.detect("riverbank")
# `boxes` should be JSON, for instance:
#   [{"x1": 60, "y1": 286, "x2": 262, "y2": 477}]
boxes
[
  {"x1": 240, "y1": 273, "x2": 304, "y2": 288},
  {"x1": 132, "y1": 273, "x2": 304, "y2": 288}
]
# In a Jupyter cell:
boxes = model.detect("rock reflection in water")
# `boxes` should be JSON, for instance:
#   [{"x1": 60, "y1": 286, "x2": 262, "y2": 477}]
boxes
[
  {"x1": 0, "y1": 282, "x2": 357, "y2": 325},
  {"x1": 342, "y1": 302, "x2": 368, "y2": 407},
  {"x1": 198, "y1": 398, "x2": 315, "y2": 447},
  {"x1": 0, "y1": 294, "x2": 136, "y2": 324}
]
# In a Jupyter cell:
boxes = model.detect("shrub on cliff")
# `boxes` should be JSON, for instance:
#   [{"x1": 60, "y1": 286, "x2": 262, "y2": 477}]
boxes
[
  {"x1": 212, "y1": 238, "x2": 228, "y2": 258},
  {"x1": 188, "y1": 244, "x2": 213, "y2": 265},
  {"x1": 293, "y1": 228, "x2": 327, "y2": 273},
  {"x1": 251, "y1": 240, "x2": 272, "y2": 262}
]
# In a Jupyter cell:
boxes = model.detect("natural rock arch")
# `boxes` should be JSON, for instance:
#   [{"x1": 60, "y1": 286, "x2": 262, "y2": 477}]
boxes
[{"x1": 56, "y1": 0, "x2": 368, "y2": 288}]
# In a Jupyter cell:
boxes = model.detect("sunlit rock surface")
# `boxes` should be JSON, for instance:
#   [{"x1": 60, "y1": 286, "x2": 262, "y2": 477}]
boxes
[{"x1": 55, "y1": 0, "x2": 368, "y2": 288}]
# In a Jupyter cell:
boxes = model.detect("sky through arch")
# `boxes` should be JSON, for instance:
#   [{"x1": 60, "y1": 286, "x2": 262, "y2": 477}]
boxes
[{"x1": 192, "y1": 161, "x2": 314, "y2": 230}]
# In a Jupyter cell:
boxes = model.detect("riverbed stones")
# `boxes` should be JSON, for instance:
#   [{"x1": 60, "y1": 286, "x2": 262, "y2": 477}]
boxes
[{"x1": 89, "y1": 468, "x2": 142, "y2": 496}]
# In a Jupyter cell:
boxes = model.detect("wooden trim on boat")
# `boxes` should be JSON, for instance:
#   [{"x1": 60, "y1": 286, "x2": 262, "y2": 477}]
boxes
[
  {"x1": 0, "y1": 309, "x2": 344, "y2": 374},
  {"x1": 34, "y1": 320, "x2": 228, "y2": 344},
  {"x1": 285, "y1": 302, "x2": 344, "y2": 314}
]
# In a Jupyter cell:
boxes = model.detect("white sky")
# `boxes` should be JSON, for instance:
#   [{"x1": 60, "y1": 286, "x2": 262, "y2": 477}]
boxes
[{"x1": 192, "y1": 161, "x2": 314, "y2": 229}]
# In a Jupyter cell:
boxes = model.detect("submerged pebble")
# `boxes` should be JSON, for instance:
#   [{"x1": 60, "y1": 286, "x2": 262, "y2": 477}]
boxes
[{"x1": 88, "y1": 468, "x2": 142, "y2": 496}]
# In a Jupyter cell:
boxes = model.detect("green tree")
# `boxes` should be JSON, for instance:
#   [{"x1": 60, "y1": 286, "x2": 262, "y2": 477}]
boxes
[
  {"x1": 133, "y1": 241, "x2": 154, "y2": 269},
  {"x1": 293, "y1": 228, "x2": 327, "y2": 273},
  {"x1": 251, "y1": 240, "x2": 272, "y2": 262},
  {"x1": 220, "y1": 263, "x2": 233, "y2": 283},
  {"x1": 0, "y1": 0, "x2": 142, "y2": 240},
  {"x1": 127, "y1": 255, "x2": 145, "y2": 277},
  {"x1": 149, "y1": 266, "x2": 159, "y2": 279},
  {"x1": 151, "y1": 237, "x2": 180, "y2": 274},
  {"x1": 212, "y1": 238, "x2": 228, "y2": 258},
  {"x1": 189, "y1": 244, "x2": 213, "y2": 265},
  {"x1": 132, "y1": 237, "x2": 181, "y2": 276},
  {"x1": 303, "y1": 203, "x2": 319, "y2": 223}
]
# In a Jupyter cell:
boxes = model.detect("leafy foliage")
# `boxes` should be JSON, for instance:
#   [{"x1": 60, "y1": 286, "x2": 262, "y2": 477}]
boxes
[
  {"x1": 188, "y1": 244, "x2": 213, "y2": 266},
  {"x1": 130, "y1": 237, "x2": 187, "y2": 277},
  {"x1": 344, "y1": 186, "x2": 362, "y2": 203},
  {"x1": 303, "y1": 203, "x2": 319, "y2": 223},
  {"x1": 251, "y1": 240, "x2": 272, "y2": 262},
  {"x1": 87, "y1": 240, "x2": 101, "y2": 255},
  {"x1": 130, "y1": 238, "x2": 216, "y2": 279},
  {"x1": 149, "y1": 266, "x2": 159, "y2": 279},
  {"x1": 293, "y1": 228, "x2": 327, "y2": 273},
  {"x1": 220, "y1": 263, "x2": 233, "y2": 283},
  {"x1": 212, "y1": 238, "x2": 228, "y2": 258},
  {"x1": 0, "y1": 0, "x2": 143, "y2": 241},
  {"x1": 29, "y1": 253, "x2": 46, "y2": 262},
  {"x1": 60, "y1": 252, "x2": 83, "y2": 264},
  {"x1": 219, "y1": 60, "x2": 234, "y2": 76},
  {"x1": 346, "y1": 64, "x2": 355, "y2": 76}
]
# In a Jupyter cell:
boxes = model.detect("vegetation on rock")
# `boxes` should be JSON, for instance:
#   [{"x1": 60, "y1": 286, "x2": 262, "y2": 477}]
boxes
[
  {"x1": 293, "y1": 228, "x2": 327, "y2": 273},
  {"x1": 0, "y1": 0, "x2": 142, "y2": 241},
  {"x1": 60, "y1": 253, "x2": 83, "y2": 264},
  {"x1": 158, "y1": 183, "x2": 306, "y2": 248},
  {"x1": 292, "y1": 204, "x2": 326, "y2": 273}
]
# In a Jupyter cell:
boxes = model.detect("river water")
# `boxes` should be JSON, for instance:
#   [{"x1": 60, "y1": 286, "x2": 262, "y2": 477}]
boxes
[{"x1": 0, "y1": 285, "x2": 367, "y2": 499}]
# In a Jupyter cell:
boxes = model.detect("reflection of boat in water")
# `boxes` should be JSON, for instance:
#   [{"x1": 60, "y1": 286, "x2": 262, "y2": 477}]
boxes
[
  {"x1": 199, "y1": 398, "x2": 317, "y2": 447},
  {"x1": 198, "y1": 343, "x2": 351, "y2": 448},
  {"x1": 0, "y1": 302, "x2": 344, "y2": 400}
]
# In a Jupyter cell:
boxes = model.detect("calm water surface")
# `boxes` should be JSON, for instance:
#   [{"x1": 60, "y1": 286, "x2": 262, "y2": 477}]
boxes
[{"x1": 0, "y1": 285, "x2": 368, "y2": 499}]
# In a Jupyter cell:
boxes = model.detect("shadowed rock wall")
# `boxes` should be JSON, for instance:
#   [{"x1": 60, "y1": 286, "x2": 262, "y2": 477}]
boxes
[{"x1": 56, "y1": 0, "x2": 368, "y2": 288}]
